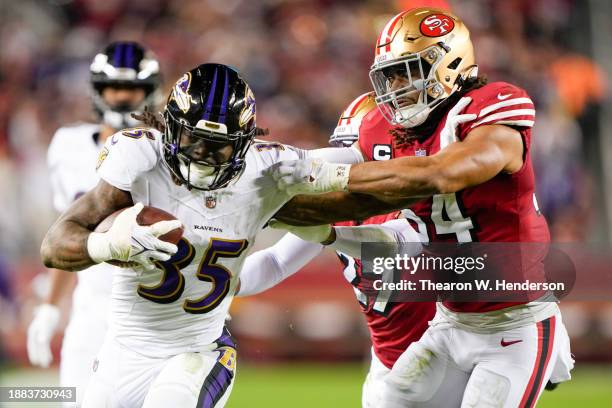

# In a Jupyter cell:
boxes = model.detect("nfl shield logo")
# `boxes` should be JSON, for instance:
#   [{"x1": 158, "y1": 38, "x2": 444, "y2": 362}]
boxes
[
  {"x1": 415, "y1": 149, "x2": 427, "y2": 157},
  {"x1": 205, "y1": 196, "x2": 216, "y2": 209}
]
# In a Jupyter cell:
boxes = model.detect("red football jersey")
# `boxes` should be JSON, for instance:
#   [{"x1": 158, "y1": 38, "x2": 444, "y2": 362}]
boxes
[
  {"x1": 335, "y1": 213, "x2": 435, "y2": 369},
  {"x1": 358, "y1": 82, "x2": 550, "y2": 313}
]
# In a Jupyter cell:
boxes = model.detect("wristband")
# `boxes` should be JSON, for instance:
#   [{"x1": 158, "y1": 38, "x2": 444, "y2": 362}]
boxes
[{"x1": 86, "y1": 232, "x2": 111, "y2": 263}]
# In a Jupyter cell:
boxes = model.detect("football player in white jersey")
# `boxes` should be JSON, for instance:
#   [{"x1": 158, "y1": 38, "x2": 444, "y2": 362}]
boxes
[
  {"x1": 40, "y1": 63, "x2": 364, "y2": 408},
  {"x1": 27, "y1": 41, "x2": 161, "y2": 407}
]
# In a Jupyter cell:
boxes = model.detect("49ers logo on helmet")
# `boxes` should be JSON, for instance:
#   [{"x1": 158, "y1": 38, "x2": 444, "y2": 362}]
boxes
[{"x1": 420, "y1": 14, "x2": 455, "y2": 37}]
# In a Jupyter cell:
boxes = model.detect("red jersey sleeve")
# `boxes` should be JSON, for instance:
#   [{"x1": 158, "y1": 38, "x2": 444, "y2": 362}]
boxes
[{"x1": 457, "y1": 82, "x2": 536, "y2": 139}]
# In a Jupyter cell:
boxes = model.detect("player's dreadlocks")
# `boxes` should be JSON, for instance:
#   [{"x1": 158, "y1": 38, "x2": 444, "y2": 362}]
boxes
[
  {"x1": 391, "y1": 76, "x2": 488, "y2": 148},
  {"x1": 132, "y1": 107, "x2": 270, "y2": 137},
  {"x1": 132, "y1": 107, "x2": 165, "y2": 132}
]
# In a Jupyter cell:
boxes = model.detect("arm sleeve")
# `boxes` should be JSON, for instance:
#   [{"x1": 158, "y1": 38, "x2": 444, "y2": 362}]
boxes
[
  {"x1": 300, "y1": 144, "x2": 365, "y2": 164},
  {"x1": 250, "y1": 142, "x2": 364, "y2": 166},
  {"x1": 460, "y1": 83, "x2": 536, "y2": 137},
  {"x1": 237, "y1": 233, "x2": 324, "y2": 297},
  {"x1": 331, "y1": 218, "x2": 422, "y2": 259}
]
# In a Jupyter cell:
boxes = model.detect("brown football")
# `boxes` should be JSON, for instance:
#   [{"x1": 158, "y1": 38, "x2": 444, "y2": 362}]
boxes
[{"x1": 94, "y1": 205, "x2": 184, "y2": 267}]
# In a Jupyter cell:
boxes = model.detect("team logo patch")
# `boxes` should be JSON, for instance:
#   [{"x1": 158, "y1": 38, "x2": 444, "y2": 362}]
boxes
[
  {"x1": 500, "y1": 338, "x2": 523, "y2": 347},
  {"x1": 96, "y1": 147, "x2": 109, "y2": 170},
  {"x1": 239, "y1": 86, "x2": 256, "y2": 128},
  {"x1": 205, "y1": 196, "x2": 217, "y2": 209},
  {"x1": 217, "y1": 346, "x2": 237, "y2": 373},
  {"x1": 171, "y1": 73, "x2": 194, "y2": 113},
  {"x1": 419, "y1": 14, "x2": 455, "y2": 37}
]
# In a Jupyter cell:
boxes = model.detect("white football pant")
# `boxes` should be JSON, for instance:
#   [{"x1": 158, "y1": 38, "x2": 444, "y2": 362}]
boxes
[
  {"x1": 380, "y1": 309, "x2": 572, "y2": 408},
  {"x1": 82, "y1": 328, "x2": 236, "y2": 408}
]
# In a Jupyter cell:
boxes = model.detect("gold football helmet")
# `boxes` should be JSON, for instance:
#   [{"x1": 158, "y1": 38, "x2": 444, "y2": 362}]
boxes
[
  {"x1": 329, "y1": 92, "x2": 377, "y2": 147},
  {"x1": 369, "y1": 8, "x2": 477, "y2": 128}
]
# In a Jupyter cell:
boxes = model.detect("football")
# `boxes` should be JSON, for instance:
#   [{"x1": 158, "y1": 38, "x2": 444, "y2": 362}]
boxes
[{"x1": 94, "y1": 205, "x2": 184, "y2": 266}]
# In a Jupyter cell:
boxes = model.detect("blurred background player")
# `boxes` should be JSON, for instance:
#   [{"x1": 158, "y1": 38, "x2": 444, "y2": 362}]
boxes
[{"x1": 26, "y1": 41, "x2": 161, "y2": 407}]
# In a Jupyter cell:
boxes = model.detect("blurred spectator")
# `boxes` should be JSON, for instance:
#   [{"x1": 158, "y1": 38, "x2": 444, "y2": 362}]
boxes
[
  {"x1": 0, "y1": 0, "x2": 609, "y2": 364},
  {"x1": 0, "y1": 0, "x2": 605, "y2": 256}
]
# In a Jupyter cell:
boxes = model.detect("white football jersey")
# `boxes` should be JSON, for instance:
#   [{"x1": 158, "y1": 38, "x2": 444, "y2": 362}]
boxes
[
  {"x1": 97, "y1": 128, "x2": 299, "y2": 357},
  {"x1": 47, "y1": 123, "x2": 114, "y2": 307}
]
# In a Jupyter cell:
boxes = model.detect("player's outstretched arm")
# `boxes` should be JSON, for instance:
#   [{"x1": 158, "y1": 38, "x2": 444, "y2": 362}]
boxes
[
  {"x1": 270, "y1": 217, "x2": 422, "y2": 259},
  {"x1": 40, "y1": 180, "x2": 133, "y2": 271},
  {"x1": 236, "y1": 233, "x2": 324, "y2": 297},
  {"x1": 275, "y1": 192, "x2": 421, "y2": 226},
  {"x1": 302, "y1": 143, "x2": 365, "y2": 164},
  {"x1": 347, "y1": 124, "x2": 524, "y2": 198},
  {"x1": 273, "y1": 123, "x2": 523, "y2": 203}
]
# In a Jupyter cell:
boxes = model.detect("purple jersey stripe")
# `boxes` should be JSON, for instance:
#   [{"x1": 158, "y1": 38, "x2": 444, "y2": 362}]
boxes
[
  {"x1": 217, "y1": 328, "x2": 236, "y2": 349},
  {"x1": 196, "y1": 328, "x2": 236, "y2": 407},
  {"x1": 197, "y1": 363, "x2": 233, "y2": 408}
]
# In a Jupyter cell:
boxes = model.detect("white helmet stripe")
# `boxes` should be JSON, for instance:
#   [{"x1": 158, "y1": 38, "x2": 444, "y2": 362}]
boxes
[
  {"x1": 377, "y1": 11, "x2": 409, "y2": 54},
  {"x1": 339, "y1": 92, "x2": 372, "y2": 125}
]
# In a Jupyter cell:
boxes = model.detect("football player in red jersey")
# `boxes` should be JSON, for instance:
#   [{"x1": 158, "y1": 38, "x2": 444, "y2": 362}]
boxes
[
  {"x1": 271, "y1": 7, "x2": 573, "y2": 408},
  {"x1": 238, "y1": 92, "x2": 474, "y2": 407}
]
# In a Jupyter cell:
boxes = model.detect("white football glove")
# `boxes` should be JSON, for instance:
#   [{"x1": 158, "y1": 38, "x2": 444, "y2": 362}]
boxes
[
  {"x1": 439, "y1": 96, "x2": 476, "y2": 149},
  {"x1": 27, "y1": 304, "x2": 60, "y2": 368},
  {"x1": 268, "y1": 220, "x2": 333, "y2": 244},
  {"x1": 87, "y1": 202, "x2": 181, "y2": 270},
  {"x1": 270, "y1": 158, "x2": 351, "y2": 196}
]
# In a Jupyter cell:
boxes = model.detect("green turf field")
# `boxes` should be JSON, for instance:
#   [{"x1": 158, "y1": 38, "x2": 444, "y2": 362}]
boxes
[
  {"x1": 229, "y1": 364, "x2": 612, "y2": 407},
  {"x1": 2, "y1": 363, "x2": 611, "y2": 407}
]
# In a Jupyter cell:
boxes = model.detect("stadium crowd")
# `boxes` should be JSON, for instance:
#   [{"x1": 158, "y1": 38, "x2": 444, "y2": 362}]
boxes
[{"x1": 0, "y1": 0, "x2": 608, "y2": 364}]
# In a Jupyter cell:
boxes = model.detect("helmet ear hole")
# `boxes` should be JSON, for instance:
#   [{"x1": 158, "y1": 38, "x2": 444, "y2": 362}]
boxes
[{"x1": 447, "y1": 57, "x2": 462, "y2": 70}]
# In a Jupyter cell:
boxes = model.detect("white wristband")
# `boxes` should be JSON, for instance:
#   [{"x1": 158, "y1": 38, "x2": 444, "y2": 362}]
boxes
[
  {"x1": 86, "y1": 232, "x2": 111, "y2": 263},
  {"x1": 329, "y1": 163, "x2": 351, "y2": 192}
]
